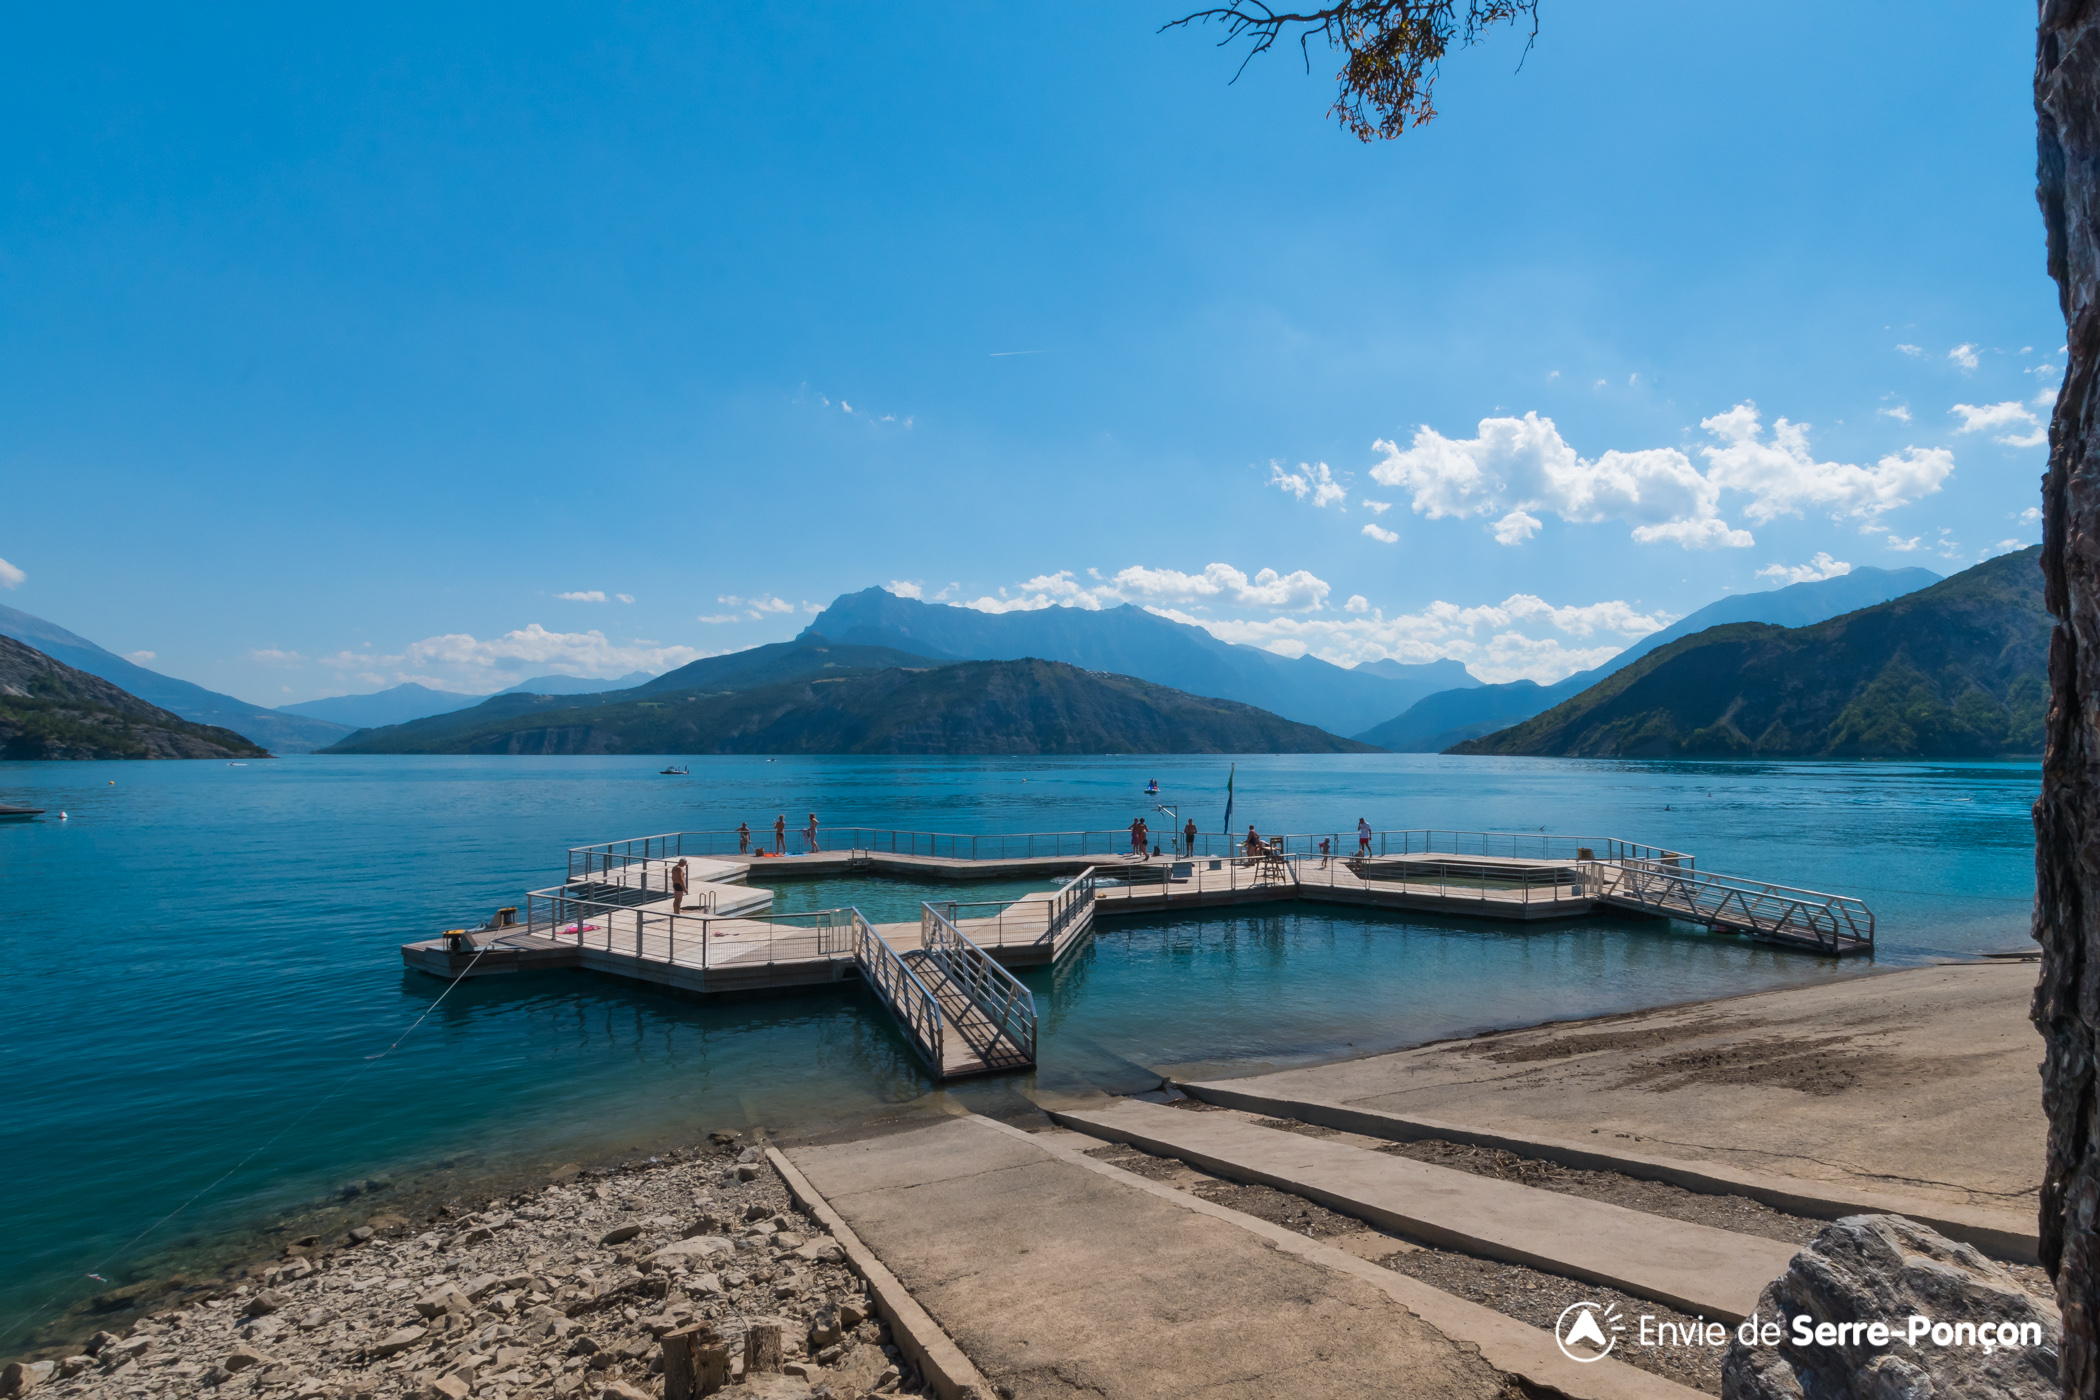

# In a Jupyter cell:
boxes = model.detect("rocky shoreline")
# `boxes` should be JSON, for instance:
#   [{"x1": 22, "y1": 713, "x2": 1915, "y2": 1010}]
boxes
[{"x1": 5, "y1": 1136, "x2": 931, "y2": 1400}]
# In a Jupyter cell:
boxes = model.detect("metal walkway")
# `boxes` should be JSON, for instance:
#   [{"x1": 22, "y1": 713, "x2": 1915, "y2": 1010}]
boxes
[
  {"x1": 1584, "y1": 857, "x2": 1875, "y2": 955},
  {"x1": 848, "y1": 906, "x2": 1038, "y2": 1079}
]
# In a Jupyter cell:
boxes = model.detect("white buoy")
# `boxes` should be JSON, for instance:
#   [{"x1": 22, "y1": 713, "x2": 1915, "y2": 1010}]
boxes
[{"x1": 59, "y1": 811, "x2": 68, "y2": 820}]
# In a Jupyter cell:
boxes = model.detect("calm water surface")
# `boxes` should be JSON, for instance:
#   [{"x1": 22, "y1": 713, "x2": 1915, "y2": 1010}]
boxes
[{"x1": 0, "y1": 753, "x2": 2038, "y2": 1342}]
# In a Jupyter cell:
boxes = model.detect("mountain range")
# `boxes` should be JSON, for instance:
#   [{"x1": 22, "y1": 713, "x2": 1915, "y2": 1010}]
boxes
[
  {"x1": 0, "y1": 605, "x2": 352, "y2": 753},
  {"x1": 0, "y1": 635, "x2": 269, "y2": 760},
  {"x1": 799, "y1": 588, "x2": 1478, "y2": 738},
  {"x1": 1454, "y1": 549, "x2": 2043, "y2": 758},
  {"x1": 1354, "y1": 566, "x2": 1944, "y2": 750},
  {"x1": 322, "y1": 649, "x2": 1376, "y2": 756},
  {"x1": 277, "y1": 672, "x2": 654, "y2": 728}
]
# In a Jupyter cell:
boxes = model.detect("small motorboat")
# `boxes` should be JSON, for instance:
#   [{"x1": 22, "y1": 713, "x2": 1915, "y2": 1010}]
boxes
[
  {"x1": 659, "y1": 765, "x2": 690, "y2": 776},
  {"x1": 0, "y1": 804, "x2": 47, "y2": 821}
]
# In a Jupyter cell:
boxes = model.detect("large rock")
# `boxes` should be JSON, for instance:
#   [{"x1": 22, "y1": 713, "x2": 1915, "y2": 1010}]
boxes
[
  {"x1": 1722, "y1": 1215, "x2": 2060, "y2": 1398},
  {"x1": 647, "y1": 1235, "x2": 733, "y2": 1268}
]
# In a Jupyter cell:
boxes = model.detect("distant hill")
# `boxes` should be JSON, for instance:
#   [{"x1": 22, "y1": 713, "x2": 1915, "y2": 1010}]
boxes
[
  {"x1": 280, "y1": 681, "x2": 488, "y2": 728},
  {"x1": 0, "y1": 635, "x2": 271, "y2": 760},
  {"x1": 1355, "y1": 566, "x2": 1944, "y2": 752},
  {"x1": 1451, "y1": 549, "x2": 2044, "y2": 759},
  {"x1": 324, "y1": 656, "x2": 1379, "y2": 756},
  {"x1": 0, "y1": 604, "x2": 351, "y2": 753},
  {"x1": 327, "y1": 638, "x2": 943, "y2": 751},
  {"x1": 800, "y1": 588, "x2": 1476, "y2": 736}
]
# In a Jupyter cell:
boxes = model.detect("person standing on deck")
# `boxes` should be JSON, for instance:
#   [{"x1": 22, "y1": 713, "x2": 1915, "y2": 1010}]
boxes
[
  {"x1": 805, "y1": 812, "x2": 820, "y2": 853},
  {"x1": 1129, "y1": 816, "x2": 1145, "y2": 858},
  {"x1": 1244, "y1": 825, "x2": 1262, "y2": 857},
  {"x1": 773, "y1": 814, "x2": 786, "y2": 854},
  {"x1": 1357, "y1": 817, "x2": 1373, "y2": 857},
  {"x1": 671, "y1": 858, "x2": 689, "y2": 915},
  {"x1": 737, "y1": 821, "x2": 751, "y2": 854},
  {"x1": 1183, "y1": 816, "x2": 1198, "y2": 857}
]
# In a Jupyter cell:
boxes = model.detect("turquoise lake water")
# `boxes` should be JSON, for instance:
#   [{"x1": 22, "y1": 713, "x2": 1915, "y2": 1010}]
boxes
[{"x1": 0, "y1": 752, "x2": 2040, "y2": 1346}]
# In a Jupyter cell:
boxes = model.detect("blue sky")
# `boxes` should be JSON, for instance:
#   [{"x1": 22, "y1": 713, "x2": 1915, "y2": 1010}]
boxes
[{"x1": 0, "y1": 2, "x2": 2058, "y2": 702}]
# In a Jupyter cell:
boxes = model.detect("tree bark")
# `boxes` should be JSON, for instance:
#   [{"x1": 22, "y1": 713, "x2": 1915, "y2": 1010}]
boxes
[{"x1": 2036, "y1": 3, "x2": 2100, "y2": 1395}]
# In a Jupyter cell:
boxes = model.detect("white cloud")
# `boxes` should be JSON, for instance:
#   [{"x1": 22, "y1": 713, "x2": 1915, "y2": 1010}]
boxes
[
  {"x1": 1344, "y1": 595, "x2": 1370, "y2": 613},
  {"x1": 961, "y1": 562, "x2": 1334, "y2": 615},
  {"x1": 719, "y1": 594, "x2": 797, "y2": 615},
  {"x1": 1884, "y1": 534, "x2": 1925, "y2": 552},
  {"x1": 2020, "y1": 506, "x2": 2043, "y2": 525},
  {"x1": 2037, "y1": 387, "x2": 2061, "y2": 407},
  {"x1": 1168, "y1": 591, "x2": 1672, "y2": 684},
  {"x1": 1362, "y1": 499, "x2": 1393, "y2": 515},
  {"x1": 556, "y1": 590, "x2": 608, "y2": 602},
  {"x1": 1951, "y1": 401, "x2": 2033, "y2": 432},
  {"x1": 1269, "y1": 461, "x2": 1348, "y2": 509},
  {"x1": 1951, "y1": 400, "x2": 2048, "y2": 448},
  {"x1": 1948, "y1": 343, "x2": 1980, "y2": 371},
  {"x1": 1699, "y1": 404, "x2": 1952, "y2": 525},
  {"x1": 616, "y1": 593, "x2": 634, "y2": 604},
  {"x1": 1756, "y1": 552, "x2": 1852, "y2": 585},
  {"x1": 1492, "y1": 510, "x2": 1542, "y2": 545},
  {"x1": 0, "y1": 556, "x2": 22, "y2": 588},
  {"x1": 250, "y1": 648, "x2": 305, "y2": 666},
  {"x1": 696, "y1": 614, "x2": 740, "y2": 624},
  {"x1": 125, "y1": 650, "x2": 157, "y2": 663},
  {"x1": 1985, "y1": 538, "x2": 2027, "y2": 557},
  {"x1": 320, "y1": 625, "x2": 702, "y2": 692},
  {"x1": 885, "y1": 580, "x2": 924, "y2": 599},
  {"x1": 1877, "y1": 404, "x2": 1912, "y2": 423},
  {"x1": 1362, "y1": 523, "x2": 1400, "y2": 544},
  {"x1": 1896, "y1": 344, "x2": 1923, "y2": 356},
  {"x1": 1371, "y1": 412, "x2": 1748, "y2": 548}
]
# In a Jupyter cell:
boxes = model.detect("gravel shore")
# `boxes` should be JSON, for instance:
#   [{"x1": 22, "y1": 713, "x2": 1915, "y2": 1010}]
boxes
[{"x1": 6, "y1": 1136, "x2": 927, "y2": 1400}]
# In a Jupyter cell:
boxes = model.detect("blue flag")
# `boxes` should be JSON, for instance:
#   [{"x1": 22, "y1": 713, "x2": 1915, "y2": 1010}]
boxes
[{"x1": 1221, "y1": 762, "x2": 1234, "y2": 836}]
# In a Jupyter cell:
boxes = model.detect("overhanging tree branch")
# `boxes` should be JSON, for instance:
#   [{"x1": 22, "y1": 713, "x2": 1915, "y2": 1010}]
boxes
[{"x1": 1163, "y1": 1, "x2": 1539, "y2": 141}]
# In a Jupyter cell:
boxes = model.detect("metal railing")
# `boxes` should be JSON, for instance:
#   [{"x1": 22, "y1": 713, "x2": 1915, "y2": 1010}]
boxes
[
  {"x1": 922, "y1": 868, "x2": 1100, "y2": 956},
  {"x1": 568, "y1": 827, "x2": 1694, "y2": 872},
  {"x1": 848, "y1": 910, "x2": 946, "y2": 1074},
  {"x1": 521, "y1": 885, "x2": 857, "y2": 969},
  {"x1": 1588, "y1": 859, "x2": 1875, "y2": 953},
  {"x1": 921, "y1": 905, "x2": 1038, "y2": 1068}
]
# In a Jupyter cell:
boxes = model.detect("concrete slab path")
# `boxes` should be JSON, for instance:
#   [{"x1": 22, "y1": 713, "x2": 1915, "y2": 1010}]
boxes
[
  {"x1": 784, "y1": 1114, "x2": 1697, "y2": 1400},
  {"x1": 1052, "y1": 1098, "x2": 1794, "y2": 1323}
]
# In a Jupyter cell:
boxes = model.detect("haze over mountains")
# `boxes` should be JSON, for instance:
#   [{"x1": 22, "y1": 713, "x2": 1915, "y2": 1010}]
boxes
[
  {"x1": 0, "y1": 565, "x2": 1957, "y2": 758},
  {"x1": 1356, "y1": 566, "x2": 1944, "y2": 751},
  {"x1": 324, "y1": 651, "x2": 1376, "y2": 756},
  {"x1": 0, "y1": 635, "x2": 269, "y2": 761},
  {"x1": 1456, "y1": 550, "x2": 2041, "y2": 759},
  {"x1": 800, "y1": 587, "x2": 1477, "y2": 737},
  {"x1": 279, "y1": 672, "x2": 653, "y2": 728},
  {"x1": 0, "y1": 605, "x2": 351, "y2": 753}
]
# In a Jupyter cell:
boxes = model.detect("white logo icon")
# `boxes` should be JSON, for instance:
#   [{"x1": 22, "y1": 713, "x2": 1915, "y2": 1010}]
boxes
[{"x1": 1555, "y1": 1301, "x2": 1623, "y2": 1362}]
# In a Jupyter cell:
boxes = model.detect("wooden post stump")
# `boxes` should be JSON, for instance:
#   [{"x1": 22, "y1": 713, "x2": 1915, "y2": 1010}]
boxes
[
  {"x1": 662, "y1": 1323, "x2": 731, "y2": 1400},
  {"x1": 743, "y1": 1320, "x2": 783, "y2": 1375}
]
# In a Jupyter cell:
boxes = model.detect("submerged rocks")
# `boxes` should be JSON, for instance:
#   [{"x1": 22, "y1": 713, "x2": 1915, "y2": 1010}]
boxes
[{"x1": 1723, "y1": 1214, "x2": 2061, "y2": 1399}]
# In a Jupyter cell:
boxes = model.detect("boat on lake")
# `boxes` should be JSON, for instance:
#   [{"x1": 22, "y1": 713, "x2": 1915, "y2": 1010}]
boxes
[
  {"x1": 0, "y1": 804, "x2": 47, "y2": 821},
  {"x1": 659, "y1": 765, "x2": 690, "y2": 776}
]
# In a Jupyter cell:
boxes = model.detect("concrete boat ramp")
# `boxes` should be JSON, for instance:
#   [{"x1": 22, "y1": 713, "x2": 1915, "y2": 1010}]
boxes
[{"x1": 401, "y1": 825, "x2": 1876, "y2": 1082}]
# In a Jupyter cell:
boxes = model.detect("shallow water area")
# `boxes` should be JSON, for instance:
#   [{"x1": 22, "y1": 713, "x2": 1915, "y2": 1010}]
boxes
[{"x1": 0, "y1": 752, "x2": 2038, "y2": 1347}]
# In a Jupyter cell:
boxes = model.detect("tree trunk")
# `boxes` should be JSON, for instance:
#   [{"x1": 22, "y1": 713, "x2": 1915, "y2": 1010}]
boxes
[{"x1": 2036, "y1": 4, "x2": 2100, "y2": 1395}]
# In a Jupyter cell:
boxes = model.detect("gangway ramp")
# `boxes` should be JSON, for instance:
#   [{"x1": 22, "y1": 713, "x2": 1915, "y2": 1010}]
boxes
[
  {"x1": 847, "y1": 907, "x2": 1037, "y2": 1079},
  {"x1": 1586, "y1": 858, "x2": 1874, "y2": 955}
]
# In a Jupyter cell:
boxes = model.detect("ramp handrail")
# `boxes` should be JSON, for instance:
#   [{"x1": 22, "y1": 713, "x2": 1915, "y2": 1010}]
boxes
[
  {"x1": 1045, "y1": 867, "x2": 1097, "y2": 947},
  {"x1": 1590, "y1": 858, "x2": 1874, "y2": 953},
  {"x1": 522, "y1": 886, "x2": 857, "y2": 967},
  {"x1": 921, "y1": 904, "x2": 1038, "y2": 1067},
  {"x1": 849, "y1": 910, "x2": 947, "y2": 1075}
]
